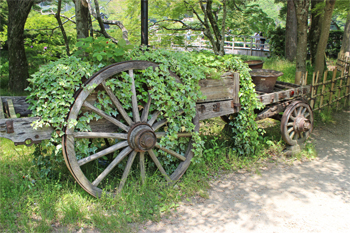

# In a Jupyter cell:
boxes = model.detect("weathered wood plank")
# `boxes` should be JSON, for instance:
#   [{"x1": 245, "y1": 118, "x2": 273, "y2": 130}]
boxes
[
  {"x1": 198, "y1": 73, "x2": 237, "y2": 103},
  {"x1": 0, "y1": 97, "x2": 4, "y2": 119},
  {"x1": 196, "y1": 99, "x2": 237, "y2": 121},
  {"x1": 7, "y1": 99, "x2": 17, "y2": 118},
  {"x1": 0, "y1": 96, "x2": 31, "y2": 117},
  {"x1": 0, "y1": 117, "x2": 53, "y2": 145}
]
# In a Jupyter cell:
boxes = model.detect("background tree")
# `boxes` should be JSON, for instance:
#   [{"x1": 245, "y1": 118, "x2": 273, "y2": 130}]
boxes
[
  {"x1": 314, "y1": 0, "x2": 336, "y2": 73},
  {"x1": 6, "y1": 0, "x2": 34, "y2": 92},
  {"x1": 285, "y1": 0, "x2": 297, "y2": 61},
  {"x1": 293, "y1": 0, "x2": 310, "y2": 83},
  {"x1": 308, "y1": 0, "x2": 323, "y2": 66},
  {"x1": 339, "y1": 13, "x2": 350, "y2": 57}
]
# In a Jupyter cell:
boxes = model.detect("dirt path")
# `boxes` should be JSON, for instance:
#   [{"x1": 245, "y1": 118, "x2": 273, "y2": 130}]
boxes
[{"x1": 138, "y1": 109, "x2": 350, "y2": 233}]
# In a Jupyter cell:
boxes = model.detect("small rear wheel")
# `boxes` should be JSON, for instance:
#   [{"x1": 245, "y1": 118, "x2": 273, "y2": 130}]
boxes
[{"x1": 281, "y1": 101, "x2": 313, "y2": 146}]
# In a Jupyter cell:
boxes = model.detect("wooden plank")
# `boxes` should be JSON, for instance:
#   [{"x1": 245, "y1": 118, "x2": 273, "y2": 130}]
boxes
[
  {"x1": 0, "y1": 117, "x2": 53, "y2": 145},
  {"x1": 0, "y1": 97, "x2": 4, "y2": 119},
  {"x1": 197, "y1": 100, "x2": 237, "y2": 121},
  {"x1": 319, "y1": 71, "x2": 328, "y2": 112},
  {"x1": 0, "y1": 96, "x2": 31, "y2": 117},
  {"x1": 7, "y1": 99, "x2": 17, "y2": 118},
  {"x1": 198, "y1": 73, "x2": 236, "y2": 103}
]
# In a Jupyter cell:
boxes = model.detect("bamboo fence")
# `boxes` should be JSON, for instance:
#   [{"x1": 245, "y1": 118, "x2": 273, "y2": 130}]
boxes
[{"x1": 309, "y1": 55, "x2": 350, "y2": 112}]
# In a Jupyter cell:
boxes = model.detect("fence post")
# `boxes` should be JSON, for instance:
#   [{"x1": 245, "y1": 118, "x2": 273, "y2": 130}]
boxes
[
  {"x1": 311, "y1": 72, "x2": 316, "y2": 109},
  {"x1": 250, "y1": 37, "x2": 253, "y2": 56},
  {"x1": 319, "y1": 70, "x2": 327, "y2": 112},
  {"x1": 328, "y1": 69, "x2": 337, "y2": 111},
  {"x1": 345, "y1": 56, "x2": 350, "y2": 107},
  {"x1": 232, "y1": 36, "x2": 234, "y2": 53}
]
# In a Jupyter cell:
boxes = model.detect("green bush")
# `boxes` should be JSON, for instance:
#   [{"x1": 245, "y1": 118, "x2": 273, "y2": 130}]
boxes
[{"x1": 268, "y1": 26, "x2": 285, "y2": 57}]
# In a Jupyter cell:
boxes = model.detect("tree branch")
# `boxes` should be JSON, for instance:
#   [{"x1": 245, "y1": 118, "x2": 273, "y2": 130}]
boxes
[
  {"x1": 152, "y1": 19, "x2": 203, "y2": 31},
  {"x1": 54, "y1": 0, "x2": 70, "y2": 56},
  {"x1": 85, "y1": 0, "x2": 130, "y2": 44}
]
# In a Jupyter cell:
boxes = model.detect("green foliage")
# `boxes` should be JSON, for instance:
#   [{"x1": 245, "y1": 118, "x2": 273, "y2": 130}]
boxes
[
  {"x1": 268, "y1": 26, "x2": 285, "y2": 57},
  {"x1": 326, "y1": 30, "x2": 344, "y2": 58},
  {"x1": 74, "y1": 37, "x2": 134, "y2": 63},
  {"x1": 25, "y1": 56, "x2": 100, "y2": 176},
  {"x1": 24, "y1": 11, "x2": 77, "y2": 75}
]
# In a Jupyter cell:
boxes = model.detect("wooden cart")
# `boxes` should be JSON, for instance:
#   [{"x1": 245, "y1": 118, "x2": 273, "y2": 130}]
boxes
[{"x1": 0, "y1": 61, "x2": 313, "y2": 197}]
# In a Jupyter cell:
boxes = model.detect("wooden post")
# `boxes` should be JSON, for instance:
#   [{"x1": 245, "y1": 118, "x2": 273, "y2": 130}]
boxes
[
  {"x1": 232, "y1": 36, "x2": 234, "y2": 53},
  {"x1": 250, "y1": 37, "x2": 253, "y2": 56},
  {"x1": 310, "y1": 72, "x2": 316, "y2": 109},
  {"x1": 328, "y1": 69, "x2": 337, "y2": 111},
  {"x1": 319, "y1": 70, "x2": 328, "y2": 112},
  {"x1": 0, "y1": 97, "x2": 4, "y2": 119},
  {"x1": 336, "y1": 67, "x2": 344, "y2": 110}
]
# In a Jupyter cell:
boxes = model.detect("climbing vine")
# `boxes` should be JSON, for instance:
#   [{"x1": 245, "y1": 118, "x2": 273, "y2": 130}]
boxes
[{"x1": 27, "y1": 41, "x2": 263, "y2": 177}]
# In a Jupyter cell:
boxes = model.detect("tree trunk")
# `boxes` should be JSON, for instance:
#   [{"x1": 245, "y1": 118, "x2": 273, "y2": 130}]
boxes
[
  {"x1": 6, "y1": 0, "x2": 34, "y2": 92},
  {"x1": 285, "y1": 0, "x2": 297, "y2": 62},
  {"x1": 293, "y1": 0, "x2": 310, "y2": 84},
  {"x1": 339, "y1": 13, "x2": 350, "y2": 57},
  {"x1": 75, "y1": 0, "x2": 89, "y2": 39},
  {"x1": 314, "y1": 0, "x2": 336, "y2": 73},
  {"x1": 308, "y1": 0, "x2": 323, "y2": 66}
]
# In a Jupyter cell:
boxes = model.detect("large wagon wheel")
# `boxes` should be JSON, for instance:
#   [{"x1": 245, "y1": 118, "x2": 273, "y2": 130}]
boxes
[
  {"x1": 281, "y1": 101, "x2": 313, "y2": 146},
  {"x1": 62, "y1": 61, "x2": 198, "y2": 198}
]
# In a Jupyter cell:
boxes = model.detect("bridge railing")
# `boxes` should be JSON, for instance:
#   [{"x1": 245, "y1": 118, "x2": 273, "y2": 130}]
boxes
[{"x1": 150, "y1": 34, "x2": 270, "y2": 54}]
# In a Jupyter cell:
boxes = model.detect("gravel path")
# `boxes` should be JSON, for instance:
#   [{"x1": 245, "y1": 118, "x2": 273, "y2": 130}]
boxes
[{"x1": 138, "y1": 109, "x2": 350, "y2": 233}]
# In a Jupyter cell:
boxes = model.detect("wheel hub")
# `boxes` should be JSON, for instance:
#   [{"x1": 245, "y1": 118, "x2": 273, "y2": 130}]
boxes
[
  {"x1": 128, "y1": 123, "x2": 156, "y2": 152},
  {"x1": 294, "y1": 116, "x2": 311, "y2": 133}
]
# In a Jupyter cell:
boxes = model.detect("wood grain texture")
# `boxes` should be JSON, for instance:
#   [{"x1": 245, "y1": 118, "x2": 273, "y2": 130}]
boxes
[
  {"x1": 155, "y1": 143, "x2": 186, "y2": 161},
  {"x1": 78, "y1": 140, "x2": 128, "y2": 166},
  {"x1": 0, "y1": 97, "x2": 4, "y2": 119},
  {"x1": 197, "y1": 100, "x2": 236, "y2": 121},
  {"x1": 101, "y1": 81, "x2": 133, "y2": 126},
  {"x1": 73, "y1": 132, "x2": 127, "y2": 139},
  {"x1": 141, "y1": 95, "x2": 151, "y2": 122},
  {"x1": 0, "y1": 96, "x2": 31, "y2": 117},
  {"x1": 118, "y1": 150, "x2": 137, "y2": 192},
  {"x1": 83, "y1": 101, "x2": 130, "y2": 132},
  {"x1": 148, "y1": 149, "x2": 171, "y2": 182},
  {"x1": 0, "y1": 117, "x2": 53, "y2": 145},
  {"x1": 92, "y1": 146, "x2": 133, "y2": 186},
  {"x1": 129, "y1": 69, "x2": 141, "y2": 122},
  {"x1": 7, "y1": 99, "x2": 17, "y2": 118},
  {"x1": 198, "y1": 74, "x2": 236, "y2": 103},
  {"x1": 140, "y1": 152, "x2": 145, "y2": 184}
]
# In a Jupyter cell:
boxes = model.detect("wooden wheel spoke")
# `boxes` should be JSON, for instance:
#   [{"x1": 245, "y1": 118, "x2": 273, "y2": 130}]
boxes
[
  {"x1": 148, "y1": 149, "x2": 171, "y2": 182},
  {"x1": 295, "y1": 133, "x2": 299, "y2": 140},
  {"x1": 83, "y1": 101, "x2": 130, "y2": 132},
  {"x1": 101, "y1": 81, "x2": 133, "y2": 125},
  {"x1": 293, "y1": 109, "x2": 298, "y2": 117},
  {"x1": 287, "y1": 127, "x2": 294, "y2": 133},
  {"x1": 155, "y1": 143, "x2": 186, "y2": 161},
  {"x1": 141, "y1": 94, "x2": 152, "y2": 122},
  {"x1": 155, "y1": 132, "x2": 192, "y2": 138},
  {"x1": 287, "y1": 122, "x2": 294, "y2": 127},
  {"x1": 148, "y1": 111, "x2": 160, "y2": 126},
  {"x1": 92, "y1": 146, "x2": 133, "y2": 186},
  {"x1": 118, "y1": 151, "x2": 137, "y2": 192},
  {"x1": 301, "y1": 107, "x2": 307, "y2": 116},
  {"x1": 78, "y1": 141, "x2": 128, "y2": 166},
  {"x1": 140, "y1": 152, "x2": 145, "y2": 185},
  {"x1": 289, "y1": 115, "x2": 295, "y2": 121},
  {"x1": 152, "y1": 119, "x2": 168, "y2": 131},
  {"x1": 289, "y1": 131, "x2": 295, "y2": 140},
  {"x1": 73, "y1": 132, "x2": 127, "y2": 139},
  {"x1": 304, "y1": 112, "x2": 310, "y2": 118},
  {"x1": 129, "y1": 69, "x2": 141, "y2": 122},
  {"x1": 297, "y1": 107, "x2": 302, "y2": 116}
]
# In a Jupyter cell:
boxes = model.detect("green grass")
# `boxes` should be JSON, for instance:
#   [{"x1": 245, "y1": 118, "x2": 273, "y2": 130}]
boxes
[{"x1": 1, "y1": 55, "x2": 340, "y2": 232}]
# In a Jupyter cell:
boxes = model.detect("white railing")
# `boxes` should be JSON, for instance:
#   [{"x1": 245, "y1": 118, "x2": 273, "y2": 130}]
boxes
[{"x1": 150, "y1": 34, "x2": 270, "y2": 55}]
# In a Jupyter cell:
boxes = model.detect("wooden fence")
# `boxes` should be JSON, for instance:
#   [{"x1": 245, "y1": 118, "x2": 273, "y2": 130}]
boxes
[{"x1": 309, "y1": 55, "x2": 350, "y2": 112}]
